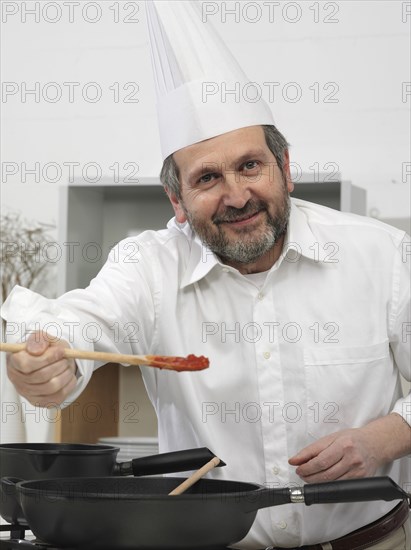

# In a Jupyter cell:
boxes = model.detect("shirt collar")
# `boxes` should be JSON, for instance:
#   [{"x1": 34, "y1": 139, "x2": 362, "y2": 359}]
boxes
[
  {"x1": 173, "y1": 198, "x2": 329, "y2": 289},
  {"x1": 280, "y1": 198, "x2": 329, "y2": 264},
  {"x1": 167, "y1": 218, "x2": 220, "y2": 289}
]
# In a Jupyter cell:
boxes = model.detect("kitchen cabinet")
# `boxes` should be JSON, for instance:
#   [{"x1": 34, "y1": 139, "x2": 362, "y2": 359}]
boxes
[
  {"x1": 57, "y1": 363, "x2": 119, "y2": 443},
  {"x1": 57, "y1": 176, "x2": 366, "y2": 442}
]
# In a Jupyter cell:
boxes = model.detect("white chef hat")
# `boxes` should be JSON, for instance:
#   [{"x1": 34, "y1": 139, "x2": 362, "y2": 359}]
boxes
[{"x1": 145, "y1": 0, "x2": 274, "y2": 160}]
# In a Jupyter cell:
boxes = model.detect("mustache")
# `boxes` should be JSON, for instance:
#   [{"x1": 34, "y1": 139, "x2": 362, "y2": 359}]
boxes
[{"x1": 213, "y1": 201, "x2": 267, "y2": 224}]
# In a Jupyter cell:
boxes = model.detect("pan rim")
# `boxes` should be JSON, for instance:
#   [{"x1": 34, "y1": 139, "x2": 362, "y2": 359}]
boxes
[
  {"x1": 16, "y1": 476, "x2": 264, "y2": 501},
  {"x1": 0, "y1": 443, "x2": 119, "y2": 455}
]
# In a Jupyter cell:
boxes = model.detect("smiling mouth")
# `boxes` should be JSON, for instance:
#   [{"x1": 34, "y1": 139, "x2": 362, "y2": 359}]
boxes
[{"x1": 222, "y1": 211, "x2": 262, "y2": 226}]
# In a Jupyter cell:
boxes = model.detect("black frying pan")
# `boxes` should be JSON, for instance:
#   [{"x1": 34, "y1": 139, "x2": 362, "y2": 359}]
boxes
[
  {"x1": 8, "y1": 475, "x2": 410, "y2": 549},
  {"x1": 0, "y1": 443, "x2": 224, "y2": 524}
]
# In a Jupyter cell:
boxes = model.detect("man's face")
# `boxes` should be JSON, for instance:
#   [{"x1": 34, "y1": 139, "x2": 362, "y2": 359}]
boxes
[{"x1": 169, "y1": 126, "x2": 293, "y2": 269}]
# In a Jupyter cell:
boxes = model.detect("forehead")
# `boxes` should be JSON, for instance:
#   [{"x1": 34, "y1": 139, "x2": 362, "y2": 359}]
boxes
[{"x1": 174, "y1": 125, "x2": 269, "y2": 179}]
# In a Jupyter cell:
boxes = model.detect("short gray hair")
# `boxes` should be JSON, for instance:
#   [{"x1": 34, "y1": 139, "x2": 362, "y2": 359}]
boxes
[{"x1": 160, "y1": 125, "x2": 289, "y2": 200}]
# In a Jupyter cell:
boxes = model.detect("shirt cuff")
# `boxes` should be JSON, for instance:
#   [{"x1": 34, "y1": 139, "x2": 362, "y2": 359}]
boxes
[{"x1": 390, "y1": 395, "x2": 411, "y2": 427}]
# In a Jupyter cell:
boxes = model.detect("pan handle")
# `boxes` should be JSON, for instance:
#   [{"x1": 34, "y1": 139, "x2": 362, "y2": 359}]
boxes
[
  {"x1": 241, "y1": 476, "x2": 408, "y2": 513},
  {"x1": 303, "y1": 477, "x2": 408, "y2": 506},
  {"x1": 114, "y1": 447, "x2": 226, "y2": 476}
]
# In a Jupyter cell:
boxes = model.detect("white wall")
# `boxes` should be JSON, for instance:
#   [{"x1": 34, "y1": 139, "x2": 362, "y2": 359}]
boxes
[
  {"x1": 1, "y1": 1, "x2": 410, "y2": 440},
  {"x1": 2, "y1": 1, "x2": 410, "y2": 232}
]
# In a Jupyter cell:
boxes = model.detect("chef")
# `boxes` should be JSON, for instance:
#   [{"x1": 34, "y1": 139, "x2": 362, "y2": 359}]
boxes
[{"x1": 2, "y1": 2, "x2": 410, "y2": 549}]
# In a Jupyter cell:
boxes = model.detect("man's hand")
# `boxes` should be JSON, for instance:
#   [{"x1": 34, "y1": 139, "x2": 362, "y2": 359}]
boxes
[
  {"x1": 288, "y1": 428, "x2": 381, "y2": 482},
  {"x1": 6, "y1": 331, "x2": 77, "y2": 407},
  {"x1": 289, "y1": 414, "x2": 411, "y2": 483}
]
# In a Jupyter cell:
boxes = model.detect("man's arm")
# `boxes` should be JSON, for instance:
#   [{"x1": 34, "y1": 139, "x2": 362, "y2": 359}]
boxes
[
  {"x1": 288, "y1": 412, "x2": 411, "y2": 482},
  {"x1": 2, "y1": 237, "x2": 156, "y2": 408}
]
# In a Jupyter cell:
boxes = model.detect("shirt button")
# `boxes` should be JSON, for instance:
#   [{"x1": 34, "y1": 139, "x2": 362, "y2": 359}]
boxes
[
  {"x1": 263, "y1": 351, "x2": 271, "y2": 360},
  {"x1": 222, "y1": 267, "x2": 229, "y2": 273},
  {"x1": 277, "y1": 520, "x2": 287, "y2": 529},
  {"x1": 257, "y1": 292, "x2": 264, "y2": 300},
  {"x1": 272, "y1": 466, "x2": 280, "y2": 475}
]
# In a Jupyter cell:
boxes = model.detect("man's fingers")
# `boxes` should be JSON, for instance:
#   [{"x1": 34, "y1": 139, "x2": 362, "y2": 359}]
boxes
[
  {"x1": 289, "y1": 436, "x2": 334, "y2": 466},
  {"x1": 290, "y1": 429, "x2": 381, "y2": 482},
  {"x1": 299, "y1": 458, "x2": 349, "y2": 483},
  {"x1": 8, "y1": 345, "x2": 66, "y2": 375},
  {"x1": 26, "y1": 366, "x2": 75, "y2": 398},
  {"x1": 295, "y1": 444, "x2": 344, "y2": 478},
  {"x1": 6, "y1": 335, "x2": 76, "y2": 406},
  {"x1": 25, "y1": 374, "x2": 78, "y2": 408},
  {"x1": 288, "y1": 450, "x2": 317, "y2": 466},
  {"x1": 26, "y1": 331, "x2": 55, "y2": 356},
  {"x1": 19, "y1": 365, "x2": 77, "y2": 401},
  {"x1": 12, "y1": 359, "x2": 74, "y2": 388}
]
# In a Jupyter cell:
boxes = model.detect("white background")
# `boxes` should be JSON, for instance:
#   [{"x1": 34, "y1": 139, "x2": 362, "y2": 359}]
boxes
[{"x1": 1, "y1": 0, "x2": 410, "y2": 244}]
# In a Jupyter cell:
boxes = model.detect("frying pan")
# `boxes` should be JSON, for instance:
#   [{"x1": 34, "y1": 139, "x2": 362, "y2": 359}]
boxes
[
  {"x1": 7, "y1": 475, "x2": 410, "y2": 549},
  {"x1": 0, "y1": 443, "x2": 224, "y2": 524}
]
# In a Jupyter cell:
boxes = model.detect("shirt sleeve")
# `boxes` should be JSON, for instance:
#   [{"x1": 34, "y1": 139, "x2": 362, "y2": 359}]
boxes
[
  {"x1": 0, "y1": 237, "x2": 157, "y2": 407},
  {"x1": 389, "y1": 233, "x2": 411, "y2": 426}
]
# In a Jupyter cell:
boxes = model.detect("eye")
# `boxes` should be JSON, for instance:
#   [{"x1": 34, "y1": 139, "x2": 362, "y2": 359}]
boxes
[
  {"x1": 242, "y1": 160, "x2": 259, "y2": 171},
  {"x1": 197, "y1": 172, "x2": 219, "y2": 184}
]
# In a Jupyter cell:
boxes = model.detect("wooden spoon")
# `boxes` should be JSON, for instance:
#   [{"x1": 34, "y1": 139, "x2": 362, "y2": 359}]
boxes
[
  {"x1": 168, "y1": 457, "x2": 221, "y2": 496},
  {"x1": 0, "y1": 342, "x2": 209, "y2": 372}
]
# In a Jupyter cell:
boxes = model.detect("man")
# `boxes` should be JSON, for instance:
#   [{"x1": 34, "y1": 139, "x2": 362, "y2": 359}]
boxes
[
  {"x1": 2, "y1": 2, "x2": 411, "y2": 549},
  {"x1": 3, "y1": 122, "x2": 411, "y2": 549}
]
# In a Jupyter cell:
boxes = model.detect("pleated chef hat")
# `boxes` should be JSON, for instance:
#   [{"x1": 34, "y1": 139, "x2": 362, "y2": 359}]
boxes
[{"x1": 145, "y1": 0, "x2": 274, "y2": 160}]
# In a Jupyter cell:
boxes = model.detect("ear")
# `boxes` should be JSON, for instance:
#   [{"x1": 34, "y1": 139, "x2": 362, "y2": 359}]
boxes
[
  {"x1": 166, "y1": 189, "x2": 187, "y2": 223},
  {"x1": 283, "y1": 150, "x2": 294, "y2": 193}
]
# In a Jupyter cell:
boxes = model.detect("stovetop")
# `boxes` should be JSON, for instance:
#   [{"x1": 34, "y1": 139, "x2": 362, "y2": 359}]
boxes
[
  {"x1": 0, "y1": 524, "x2": 232, "y2": 550},
  {"x1": 0, "y1": 525, "x2": 65, "y2": 550}
]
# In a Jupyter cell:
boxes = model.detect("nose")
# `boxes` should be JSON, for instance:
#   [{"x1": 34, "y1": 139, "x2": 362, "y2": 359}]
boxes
[{"x1": 221, "y1": 173, "x2": 252, "y2": 209}]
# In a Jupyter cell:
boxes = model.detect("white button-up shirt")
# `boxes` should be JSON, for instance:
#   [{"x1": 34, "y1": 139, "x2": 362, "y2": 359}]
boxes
[{"x1": 2, "y1": 198, "x2": 410, "y2": 549}]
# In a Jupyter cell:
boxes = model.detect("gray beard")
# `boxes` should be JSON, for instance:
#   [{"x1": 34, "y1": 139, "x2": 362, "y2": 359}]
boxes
[{"x1": 184, "y1": 194, "x2": 291, "y2": 265}]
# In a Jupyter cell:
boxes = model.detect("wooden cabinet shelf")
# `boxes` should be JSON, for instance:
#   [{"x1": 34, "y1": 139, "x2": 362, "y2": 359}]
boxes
[{"x1": 57, "y1": 363, "x2": 119, "y2": 443}]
